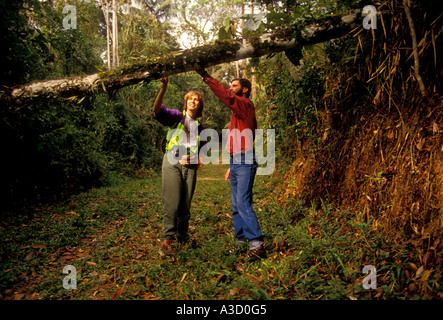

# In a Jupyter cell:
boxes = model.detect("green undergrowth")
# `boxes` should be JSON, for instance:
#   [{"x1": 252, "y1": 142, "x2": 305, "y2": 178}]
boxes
[{"x1": 0, "y1": 163, "x2": 438, "y2": 300}]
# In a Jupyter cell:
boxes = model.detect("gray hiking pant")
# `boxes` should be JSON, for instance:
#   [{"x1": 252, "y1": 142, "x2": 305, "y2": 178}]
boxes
[{"x1": 161, "y1": 152, "x2": 198, "y2": 241}]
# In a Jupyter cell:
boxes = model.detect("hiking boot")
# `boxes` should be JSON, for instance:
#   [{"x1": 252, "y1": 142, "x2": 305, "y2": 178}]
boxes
[
  {"x1": 246, "y1": 247, "x2": 266, "y2": 262},
  {"x1": 160, "y1": 239, "x2": 176, "y2": 255},
  {"x1": 224, "y1": 243, "x2": 248, "y2": 256},
  {"x1": 178, "y1": 237, "x2": 198, "y2": 249},
  {"x1": 224, "y1": 246, "x2": 239, "y2": 256}
]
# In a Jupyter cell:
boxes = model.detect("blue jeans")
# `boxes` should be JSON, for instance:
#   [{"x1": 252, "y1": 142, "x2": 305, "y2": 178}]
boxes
[{"x1": 229, "y1": 151, "x2": 264, "y2": 250}]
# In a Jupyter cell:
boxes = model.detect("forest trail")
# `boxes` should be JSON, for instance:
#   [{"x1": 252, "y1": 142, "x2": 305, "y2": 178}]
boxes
[
  {"x1": 1, "y1": 162, "x2": 438, "y2": 300},
  {"x1": 0, "y1": 162, "x2": 252, "y2": 300},
  {"x1": 1, "y1": 0, "x2": 441, "y2": 303}
]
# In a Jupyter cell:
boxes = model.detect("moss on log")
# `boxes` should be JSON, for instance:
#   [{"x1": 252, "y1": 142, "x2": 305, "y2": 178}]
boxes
[{"x1": 0, "y1": 11, "x2": 362, "y2": 105}]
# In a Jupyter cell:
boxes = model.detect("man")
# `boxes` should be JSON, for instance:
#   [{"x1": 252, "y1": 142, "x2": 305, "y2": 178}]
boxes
[{"x1": 196, "y1": 69, "x2": 265, "y2": 261}]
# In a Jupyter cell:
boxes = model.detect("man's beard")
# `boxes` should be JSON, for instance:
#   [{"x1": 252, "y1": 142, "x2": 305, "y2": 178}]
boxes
[{"x1": 234, "y1": 89, "x2": 243, "y2": 97}]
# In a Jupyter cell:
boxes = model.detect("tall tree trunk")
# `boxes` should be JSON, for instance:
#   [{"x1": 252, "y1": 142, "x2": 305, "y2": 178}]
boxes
[
  {"x1": 115, "y1": 3, "x2": 119, "y2": 67},
  {"x1": 240, "y1": 2, "x2": 247, "y2": 76},
  {"x1": 250, "y1": 0, "x2": 256, "y2": 99},
  {"x1": 0, "y1": 11, "x2": 363, "y2": 105},
  {"x1": 101, "y1": 1, "x2": 111, "y2": 70},
  {"x1": 112, "y1": 0, "x2": 119, "y2": 68}
]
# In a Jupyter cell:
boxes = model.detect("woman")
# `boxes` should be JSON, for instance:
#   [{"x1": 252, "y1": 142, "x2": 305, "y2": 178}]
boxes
[{"x1": 153, "y1": 77, "x2": 205, "y2": 255}]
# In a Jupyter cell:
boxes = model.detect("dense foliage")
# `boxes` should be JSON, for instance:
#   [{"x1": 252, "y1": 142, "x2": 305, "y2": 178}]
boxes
[
  {"x1": 0, "y1": 0, "x2": 231, "y2": 210},
  {"x1": 251, "y1": 0, "x2": 442, "y2": 298}
]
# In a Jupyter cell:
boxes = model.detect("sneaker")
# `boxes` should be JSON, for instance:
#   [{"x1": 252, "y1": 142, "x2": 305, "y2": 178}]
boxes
[{"x1": 246, "y1": 248, "x2": 266, "y2": 261}]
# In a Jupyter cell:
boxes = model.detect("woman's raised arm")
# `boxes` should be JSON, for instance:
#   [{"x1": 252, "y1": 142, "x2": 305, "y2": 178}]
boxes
[{"x1": 153, "y1": 77, "x2": 168, "y2": 114}]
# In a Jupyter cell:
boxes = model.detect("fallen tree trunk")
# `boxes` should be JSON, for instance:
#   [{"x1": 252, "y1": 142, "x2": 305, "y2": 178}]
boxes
[{"x1": 1, "y1": 11, "x2": 363, "y2": 105}]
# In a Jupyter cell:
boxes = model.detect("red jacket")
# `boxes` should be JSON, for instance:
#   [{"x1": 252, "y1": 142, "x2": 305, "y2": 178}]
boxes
[{"x1": 203, "y1": 75, "x2": 257, "y2": 154}]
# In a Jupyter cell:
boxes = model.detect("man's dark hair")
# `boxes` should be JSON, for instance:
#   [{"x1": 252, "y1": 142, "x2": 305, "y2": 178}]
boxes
[{"x1": 233, "y1": 78, "x2": 252, "y2": 98}]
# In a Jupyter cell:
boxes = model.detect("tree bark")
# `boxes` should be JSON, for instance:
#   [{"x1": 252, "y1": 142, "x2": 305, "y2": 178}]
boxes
[
  {"x1": 0, "y1": 11, "x2": 362, "y2": 105},
  {"x1": 112, "y1": 0, "x2": 119, "y2": 68},
  {"x1": 101, "y1": 1, "x2": 111, "y2": 70}
]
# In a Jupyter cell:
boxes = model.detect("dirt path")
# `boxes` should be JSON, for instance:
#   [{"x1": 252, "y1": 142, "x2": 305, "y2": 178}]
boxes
[{"x1": 1, "y1": 163, "x2": 237, "y2": 300}]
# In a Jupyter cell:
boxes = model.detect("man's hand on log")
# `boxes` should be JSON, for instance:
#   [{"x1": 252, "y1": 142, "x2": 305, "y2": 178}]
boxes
[{"x1": 195, "y1": 68, "x2": 208, "y2": 78}]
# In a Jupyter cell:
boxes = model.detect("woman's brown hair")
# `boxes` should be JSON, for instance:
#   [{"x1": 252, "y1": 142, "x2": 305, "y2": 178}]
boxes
[{"x1": 183, "y1": 90, "x2": 204, "y2": 118}]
